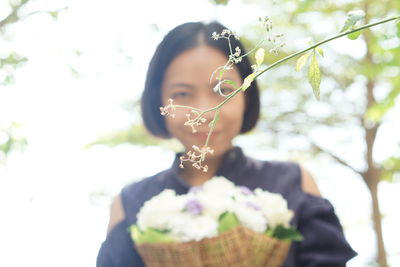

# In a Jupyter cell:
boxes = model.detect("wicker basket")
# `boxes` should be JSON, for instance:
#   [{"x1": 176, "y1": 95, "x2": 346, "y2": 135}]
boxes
[{"x1": 135, "y1": 226, "x2": 290, "y2": 267}]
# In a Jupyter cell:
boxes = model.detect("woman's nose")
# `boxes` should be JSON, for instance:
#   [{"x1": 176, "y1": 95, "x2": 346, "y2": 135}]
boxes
[{"x1": 192, "y1": 90, "x2": 219, "y2": 122}]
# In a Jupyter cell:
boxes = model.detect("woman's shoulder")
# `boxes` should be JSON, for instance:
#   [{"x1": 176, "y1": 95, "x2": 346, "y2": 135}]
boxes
[
  {"x1": 245, "y1": 157, "x2": 320, "y2": 196},
  {"x1": 119, "y1": 169, "x2": 173, "y2": 223},
  {"x1": 106, "y1": 172, "x2": 165, "y2": 235},
  {"x1": 244, "y1": 158, "x2": 302, "y2": 193}
]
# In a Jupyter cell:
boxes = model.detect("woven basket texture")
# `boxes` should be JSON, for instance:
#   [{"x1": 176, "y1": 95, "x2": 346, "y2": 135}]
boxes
[{"x1": 136, "y1": 226, "x2": 290, "y2": 267}]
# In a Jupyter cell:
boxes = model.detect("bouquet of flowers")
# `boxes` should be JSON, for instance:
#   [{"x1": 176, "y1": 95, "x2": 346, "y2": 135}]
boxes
[{"x1": 130, "y1": 176, "x2": 302, "y2": 267}]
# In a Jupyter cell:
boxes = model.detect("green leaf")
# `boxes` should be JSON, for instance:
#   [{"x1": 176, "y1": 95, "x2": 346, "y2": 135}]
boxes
[
  {"x1": 208, "y1": 110, "x2": 220, "y2": 128},
  {"x1": 365, "y1": 85, "x2": 400, "y2": 122},
  {"x1": 266, "y1": 225, "x2": 303, "y2": 241},
  {"x1": 340, "y1": 10, "x2": 365, "y2": 33},
  {"x1": 308, "y1": 52, "x2": 321, "y2": 100},
  {"x1": 49, "y1": 11, "x2": 59, "y2": 19},
  {"x1": 130, "y1": 225, "x2": 143, "y2": 243},
  {"x1": 295, "y1": 53, "x2": 311, "y2": 72},
  {"x1": 213, "y1": 0, "x2": 229, "y2": 5},
  {"x1": 381, "y1": 171, "x2": 394, "y2": 182},
  {"x1": 255, "y1": 48, "x2": 265, "y2": 67},
  {"x1": 316, "y1": 47, "x2": 324, "y2": 57},
  {"x1": 242, "y1": 73, "x2": 255, "y2": 91},
  {"x1": 347, "y1": 27, "x2": 362, "y2": 40},
  {"x1": 223, "y1": 79, "x2": 237, "y2": 88},
  {"x1": 218, "y1": 212, "x2": 240, "y2": 233},
  {"x1": 218, "y1": 68, "x2": 226, "y2": 81},
  {"x1": 381, "y1": 157, "x2": 400, "y2": 182},
  {"x1": 129, "y1": 225, "x2": 175, "y2": 244}
]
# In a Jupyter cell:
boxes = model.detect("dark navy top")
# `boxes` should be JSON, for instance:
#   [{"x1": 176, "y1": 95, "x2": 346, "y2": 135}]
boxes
[{"x1": 97, "y1": 147, "x2": 357, "y2": 267}]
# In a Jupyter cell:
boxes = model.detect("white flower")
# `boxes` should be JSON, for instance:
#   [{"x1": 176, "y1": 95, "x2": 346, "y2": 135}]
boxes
[
  {"x1": 202, "y1": 176, "x2": 237, "y2": 197},
  {"x1": 168, "y1": 213, "x2": 218, "y2": 241},
  {"x1": 196, "y1": 192, "x2": 235, "y2": 219},
  {"x1": 234, "y1": 203, "x2": 267, "y2": 233},
  {"x1": 191, "y1": 177, "x2": 238, "y2": 219},
  {"x1": 254, "y1": 188, "x2": 294, "y2": 228},
  {"x1": 136, "y1": 189, "x2": 186, "y2": 230},
  {"x1": 135, "y1": 176, "x2": 296, "y2": 243}
]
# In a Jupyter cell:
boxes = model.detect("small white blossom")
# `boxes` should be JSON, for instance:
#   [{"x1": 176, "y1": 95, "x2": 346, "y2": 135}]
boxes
[{"x1": 212, "y1": 32, "x2": 219, "y2": 40}]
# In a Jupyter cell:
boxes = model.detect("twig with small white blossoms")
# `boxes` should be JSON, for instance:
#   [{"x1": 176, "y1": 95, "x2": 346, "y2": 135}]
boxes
[
  {"x1": 159, "y1": 99, "x2": 176, "y2": 117},
  {"x1": 159, "y1": 14, "x2": 400, "y2": 172},
  {"x1": 159, "y1": 98, "x2": 216, "y2": 171},
  {"x1": 160, "y1": 98, "x2": 209, "y2": 134},
  {"x1": 179, "y1": 145, "x2": 214, "y2": 172},
  {"x1": 259, "y1": 16, "x2": 286, "y2": 55},
  {"x1": 184, "y1": 110, "x2": 207, "y2": 133},
  {"x1": 209, "y1": 17, "x2": 285, "y2": 94}
]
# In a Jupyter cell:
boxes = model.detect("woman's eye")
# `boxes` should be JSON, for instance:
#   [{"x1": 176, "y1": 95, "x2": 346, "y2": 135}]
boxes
[
  {"x1": 220, "y1": 87, "x2": 234, "y2": 95},
  {"x1": 171, "y1": 91, "x2": 190, "y2": 99}
]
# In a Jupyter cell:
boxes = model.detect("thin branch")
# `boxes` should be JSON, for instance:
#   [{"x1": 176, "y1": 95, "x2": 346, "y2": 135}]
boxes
[
  {"x1": 308, "y1": 138, "x2": 363, "y2": 175},
  {"x1": 266, "y1": 125, "x2": 362, "y2": 175},
  {"x1": 254, "y1": 15, "x2": 400, "y2": 80},
  {"x1": 0, "y1": 0, "x2": 31, "y2": 29}
]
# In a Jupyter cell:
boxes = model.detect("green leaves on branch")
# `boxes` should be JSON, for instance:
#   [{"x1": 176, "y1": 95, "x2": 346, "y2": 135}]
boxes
[
  {"x1": 316, "y1": 47, "x2": 324, "y2": 57},
  {"x1": 340, "y1": 10, "x2": 365, "y2": 32},
  {"x1": 347, "y1": 30, "x2": 362, "y2": 40},
  {"x1": 308, "y1": 52, "x2": 321, "y2": 100},
  {"x1": 295, "y1": 53, "x2": 311, "y2": 72},
  {"x1": 381, "y1": 157, "x2": 400, "y2": 183},
  {"x1": 241, "y1": 48, "x2": 264, "y2": 92},
  {"x1": 242, "y1": 73, "x2": 255, "y2": 92},
  {"x1": 365, "y1": 85, "x2": 400, "y2": 122},
  {"x1": 296, "y1": 48, "x2": 323, "y2": 100},
  {"x1": 208, "y1": 110, "x2": 220, "y2": 128},
  {"x1": 255, "y1": 47, "x2": 265, "y2": 67},
  {"x1": 340, "y1": 10, "x2": 366, "y2": 40},
  {"x1": 212, "y1": 0, "x2": 229, "y2": 5}
]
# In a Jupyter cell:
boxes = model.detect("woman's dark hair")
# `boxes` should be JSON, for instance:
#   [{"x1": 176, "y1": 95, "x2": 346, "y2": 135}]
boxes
[{"x1": 141, "y1": 21, "x2": 260, "y2": 138}]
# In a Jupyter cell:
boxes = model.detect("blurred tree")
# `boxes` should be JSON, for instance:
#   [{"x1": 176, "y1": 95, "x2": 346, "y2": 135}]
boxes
[
  {"x1": 239, "y1": 0, "x2": 399, "y2": 266},
  {"x1": 0, "y1": 0, "x2": 66, "y2": 160}
]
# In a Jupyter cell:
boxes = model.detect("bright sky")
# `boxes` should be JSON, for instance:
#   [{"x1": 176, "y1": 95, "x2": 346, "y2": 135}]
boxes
[{"x1": 0, "y1": 0, "x2": 399, "y2": 266}]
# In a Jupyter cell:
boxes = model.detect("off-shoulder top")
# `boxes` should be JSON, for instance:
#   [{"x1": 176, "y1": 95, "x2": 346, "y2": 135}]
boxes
[{"x1": 97, "y1": 146, "x2": 357, "y2": 267}]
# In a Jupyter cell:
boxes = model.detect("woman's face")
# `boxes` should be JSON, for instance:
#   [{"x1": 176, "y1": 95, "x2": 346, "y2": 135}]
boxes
[{"x1": 161, "y1": 45, "x2": 245, "y2": 158}]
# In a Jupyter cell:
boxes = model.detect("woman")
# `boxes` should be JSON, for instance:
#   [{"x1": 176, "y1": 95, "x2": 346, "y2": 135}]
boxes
[{"x1": 97, "y1": 21, "x2": 357, "y2": 267}]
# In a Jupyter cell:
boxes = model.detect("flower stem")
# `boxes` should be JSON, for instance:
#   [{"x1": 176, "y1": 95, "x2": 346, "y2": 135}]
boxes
[{"x1": 255, "y1": 16, "x2": 400, "y2": 80}]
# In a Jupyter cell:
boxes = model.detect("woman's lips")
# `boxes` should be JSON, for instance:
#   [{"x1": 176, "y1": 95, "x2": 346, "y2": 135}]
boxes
[{"x1": 192, "y1": 132, "x2": 219, "y2": 142}]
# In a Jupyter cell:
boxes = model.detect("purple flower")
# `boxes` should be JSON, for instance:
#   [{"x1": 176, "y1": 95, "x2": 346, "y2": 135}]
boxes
[
  {"x1": 246, "y1": 201, "x2": 261, "y2": 211},
  {"x1": 238, "y1": 185, "x2": 253, "y2": 195},
  {"x1": 185, "y1": 199, "x2": 203, "y2": 215}
]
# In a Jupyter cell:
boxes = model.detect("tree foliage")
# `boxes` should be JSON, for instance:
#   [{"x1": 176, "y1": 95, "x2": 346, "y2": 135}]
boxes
[
  {"x1": 0, "y1": 0, "x2": 66, "y2": 159},
  {"x1": 240, "y1": 1, "x2": 399, "y2": 266}
]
